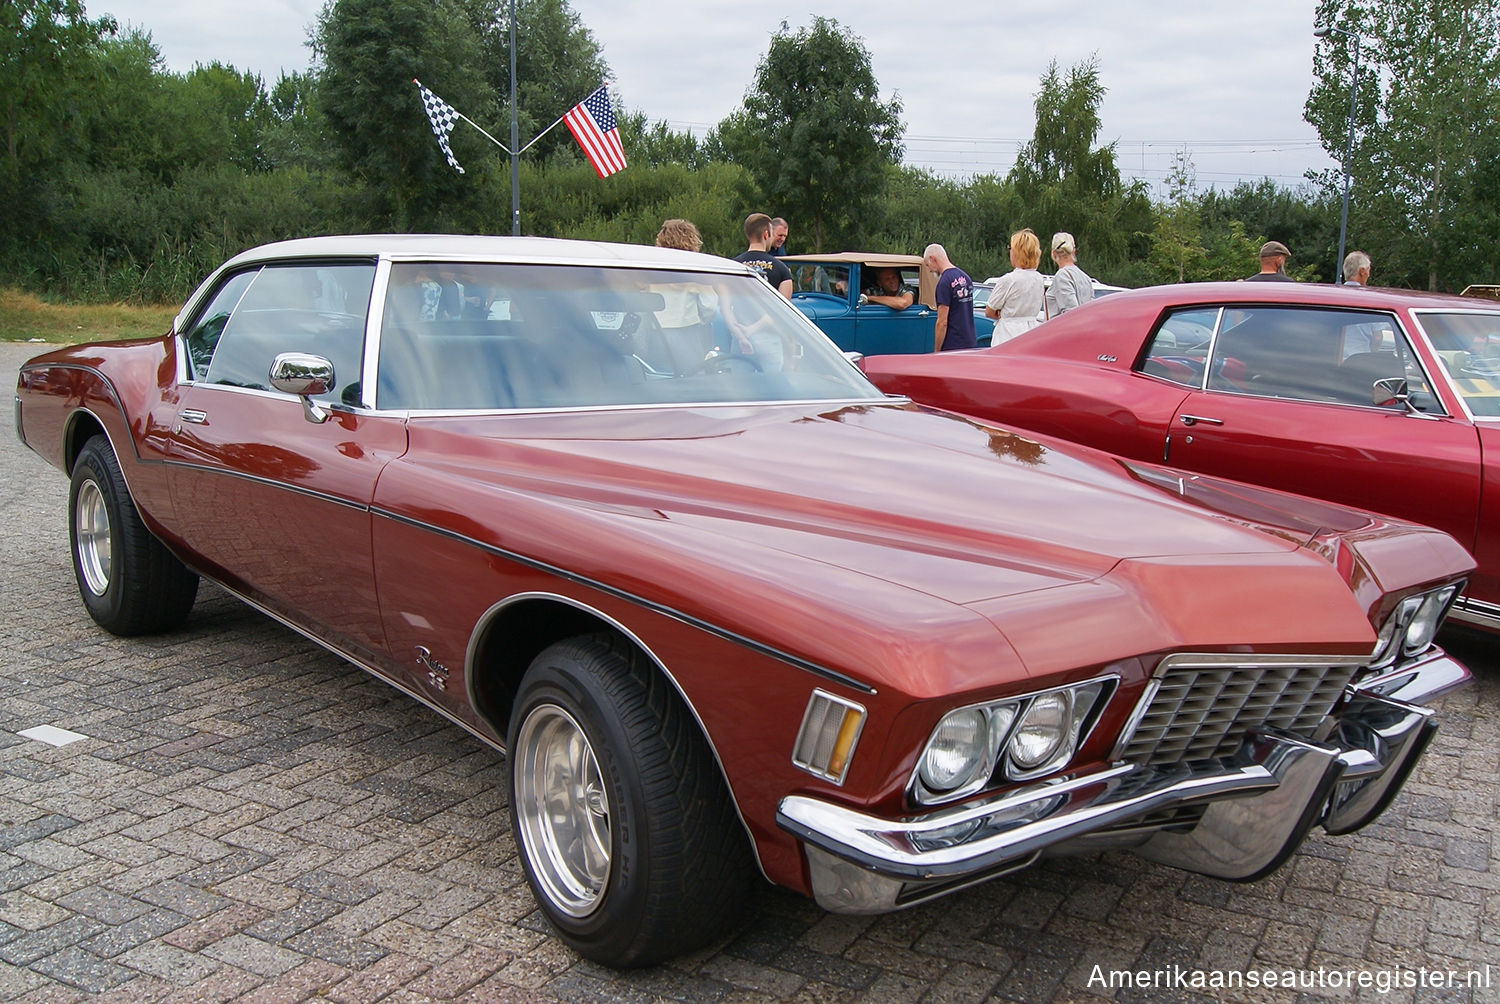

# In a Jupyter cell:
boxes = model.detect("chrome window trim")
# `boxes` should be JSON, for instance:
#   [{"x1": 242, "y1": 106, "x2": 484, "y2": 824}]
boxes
[
  {"x1": 1139, "y1": 305, "x2": 1223, "y2": 392},
  {"x1": 177, "y1": 258, "x2": 381, "y2": 393},
  {"x1": 361, "y1": 258, "x2": 394, "y2": 411},
  {"x1": 176, "y1": 265, "x2": 261, "y2": 384},
  {"x1": 377, "y1": 396, "x2": 903, "y2": 418},
  {"x1": 1187, "y1": 304, "x2": 1447, "y2": 416},
  {"x1": 1109, "y1": 652, "x2": 1364, "y2": 763}
]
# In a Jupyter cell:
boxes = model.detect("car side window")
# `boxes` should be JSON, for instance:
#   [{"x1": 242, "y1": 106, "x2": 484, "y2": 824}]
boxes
[
  {"x1": 182, "y1": 270, "x2": 257, "y2": 377},
  {"x1": 790, "y1": 264, "x2": 850, "y2": 297},
  {"x1": 1140, "y1": 308, "x2": 1219, "y2": 387},
  {"x1": 1205, "y1": 306, "x2": 1437, "y2": 410},
  {"x1": 198, "y1": 263, "x2": 376, "y2": 404}
]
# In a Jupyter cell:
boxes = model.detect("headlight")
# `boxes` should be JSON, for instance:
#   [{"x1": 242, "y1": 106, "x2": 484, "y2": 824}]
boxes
[
  {"x1": 918, "y1": 708, "x2": 993, "y2": 793},
  {"x1": 1371, "y1": 584, "x2": 1461, "y2": 668},
  {"x1": 1007, "y1": 691, "x2": 1071, "y2": 770},
  {"x1": 910, "y1": 678, "x2": 1113, "y2": 806},
  {"x1": 1403, "y1": 585, "x2": 1459, "y2": 656}
]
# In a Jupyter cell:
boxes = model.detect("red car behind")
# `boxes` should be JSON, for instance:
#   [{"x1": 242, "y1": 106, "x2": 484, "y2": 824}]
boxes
[{"x1": 863, "y1": 281, "x2": 1500, "y2": 629}]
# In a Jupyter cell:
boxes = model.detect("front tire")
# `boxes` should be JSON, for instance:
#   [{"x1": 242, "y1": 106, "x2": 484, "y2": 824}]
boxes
[
  {"x1": 508, "y1": 636, "x2": 753, "y2": 967},
  {"x1": 69, "y1": 436, "x2": 198, "y2": 635}
]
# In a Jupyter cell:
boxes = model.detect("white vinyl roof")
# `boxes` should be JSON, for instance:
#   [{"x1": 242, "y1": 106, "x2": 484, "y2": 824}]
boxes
[{"x1": 221, "y1": 234, "x2": 748, "y2": 275}]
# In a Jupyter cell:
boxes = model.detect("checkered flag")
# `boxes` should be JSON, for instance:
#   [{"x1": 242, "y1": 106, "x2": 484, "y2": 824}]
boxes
[{"x1": 414, "y1": 80, "x2": 465, "y2": 174}]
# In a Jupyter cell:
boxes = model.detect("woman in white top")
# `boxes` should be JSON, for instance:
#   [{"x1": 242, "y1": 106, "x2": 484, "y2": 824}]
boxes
[
  {"x1": 651, "y1": 219, "x2": 719, "y2": 364},
  {"x1": 1046, "y1": 232, "x2": 1094, "y2": 317},
  {"x1": 985, "y1": 228, "x2": 1046, "y2": 345}
]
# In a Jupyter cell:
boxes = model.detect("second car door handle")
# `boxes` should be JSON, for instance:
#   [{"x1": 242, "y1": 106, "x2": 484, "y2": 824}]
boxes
[{"x1": 1179, "y1": 414, "x2": 1224, "y2": 427}]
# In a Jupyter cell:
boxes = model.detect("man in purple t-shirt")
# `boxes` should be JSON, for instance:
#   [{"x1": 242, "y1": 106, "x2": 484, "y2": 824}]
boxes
[{"x1": 923, "y1": 243, "x2": 977, "y2": 351}]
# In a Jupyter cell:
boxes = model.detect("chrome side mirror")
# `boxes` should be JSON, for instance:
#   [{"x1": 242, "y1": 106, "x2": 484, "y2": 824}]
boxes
[
  {"x1": 1372, "y1": 376, "x2": 1412, "y2": 412},
  {"x1": 270, "y1": 352, "x2": 335, "y2": 424},
  {"x1": 843, "y1": 351, "x2": 865, "y2": 370}
]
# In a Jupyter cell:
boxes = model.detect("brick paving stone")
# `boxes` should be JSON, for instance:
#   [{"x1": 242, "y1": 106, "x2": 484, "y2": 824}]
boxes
[
  {"x1": 403, "y1": 943, "x2": 516, "y2": 998},
  {"x1": 198, "y1": 932, "x2": 306, "y2": 977},
  {"x1": 242, "y1": 895, "x2": 345, "y2": 943},
  {"x1": 28, "y1": 944, "x2": 137, "y2": 992},
  {"x1": 78, "y1": 907, "x2": 192, "y2": 958},
  {"x1": 6, "y1": 341, "x2": 1500, "y2": 1002},
  {"x1": 283, "y1": 923, "x2": 387, "y2": 970},
  {"x1": 161, "y1": 903, "x2": 271, "y2": 952},
  {"x1": 0, "y1": 914, "x2": 107, "y2": 965},
  {"x1": 323, "y1": 951, "x2": 432, "y2": 1004},
  {"x1": 117, "y1": 941, "x2": 224, "y2": 985}
]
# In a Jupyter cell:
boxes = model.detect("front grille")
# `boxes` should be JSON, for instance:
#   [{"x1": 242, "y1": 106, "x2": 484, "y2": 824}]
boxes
[{"x1": 1119, "y1": 657, "x2": 1361, "y2": 768}]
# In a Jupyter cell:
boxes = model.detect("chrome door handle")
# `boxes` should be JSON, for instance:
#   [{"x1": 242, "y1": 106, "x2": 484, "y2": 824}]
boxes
[
  {"x1": 178, "y1": 409, "x2": 208, "y2": 425},
  {"x1": 1179, "y1": 414, "x2": 1223, "y2": 427}
]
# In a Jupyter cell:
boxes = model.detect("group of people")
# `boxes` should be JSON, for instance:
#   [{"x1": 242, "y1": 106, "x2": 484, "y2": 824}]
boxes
[
  {"x1": 979, "y1": 229, "x2": 1096, "y2": 347},
  {"x1": 1247, "y1": 241, "x2": 1373, "y2": 287},
  {"x1": 925, "y1": 230, "x2": 1098, "y2": 351},
  {"x1": 651, "y1": 213, "x2": 1380, "y2": 357}
]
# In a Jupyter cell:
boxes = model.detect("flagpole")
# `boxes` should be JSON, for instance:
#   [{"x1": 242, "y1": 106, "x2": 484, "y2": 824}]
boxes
[
  {"x1": 516, "y1": 111, "x2": 573, "y2": 155},
  {"x1": 509, "y1": 0, "x2": 520, "y2": 236},
  {"x1": 454, "y1": 112, "x2": 510, "y2": 154}
]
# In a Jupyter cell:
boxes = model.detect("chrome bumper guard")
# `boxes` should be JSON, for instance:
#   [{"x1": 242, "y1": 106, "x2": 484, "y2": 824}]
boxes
[{"x1": 777, "y1": 653, "x2": 1466, "y2": 914}]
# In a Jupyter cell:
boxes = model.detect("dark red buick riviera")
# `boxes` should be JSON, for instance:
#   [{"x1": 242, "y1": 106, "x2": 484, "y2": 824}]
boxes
[{"x1": 15, "y1": 237, "x2": 1475, "y2": 967}]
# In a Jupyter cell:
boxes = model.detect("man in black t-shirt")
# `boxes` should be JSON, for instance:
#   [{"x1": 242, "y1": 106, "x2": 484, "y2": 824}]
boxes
[{"x1": 734, "y1": 213, "x2": 793, "y2": 298}]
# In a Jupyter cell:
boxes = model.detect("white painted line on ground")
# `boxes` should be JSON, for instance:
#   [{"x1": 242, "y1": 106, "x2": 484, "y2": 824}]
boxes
[{"x1": 17, "y1": 725, "x2": 88, "y2": 747}]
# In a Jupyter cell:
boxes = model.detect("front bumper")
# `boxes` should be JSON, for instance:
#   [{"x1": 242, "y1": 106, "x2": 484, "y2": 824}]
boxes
[{"x1": 776, "y1": 653, "x2": 1466, "y2": 914}]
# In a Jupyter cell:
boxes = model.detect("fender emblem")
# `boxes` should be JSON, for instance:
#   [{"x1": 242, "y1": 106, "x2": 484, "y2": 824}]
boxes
[
  {"x1": 415, "y1": 646, "x2": 450, "y2": 691},
  {"x1": 1097, "y1": 354, "x2": 1117, "y2": 363}
]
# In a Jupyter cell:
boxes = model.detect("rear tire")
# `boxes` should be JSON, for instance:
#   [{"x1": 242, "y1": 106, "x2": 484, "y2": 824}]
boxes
[
  {"x1": 508, "y1": 635, "x2": 754, "y2": 967},
  {"x1": 69, "y1": 436, "x2": 198, "y2": 635}
]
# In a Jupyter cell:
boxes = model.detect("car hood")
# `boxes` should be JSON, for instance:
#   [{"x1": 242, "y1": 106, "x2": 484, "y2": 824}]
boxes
[
  {"x1": 408, "y1": 401, "x2": 1321, "y2": 593},
  {"x1": 386, "y1": 401, "x2": 1437, "y2": 678}
]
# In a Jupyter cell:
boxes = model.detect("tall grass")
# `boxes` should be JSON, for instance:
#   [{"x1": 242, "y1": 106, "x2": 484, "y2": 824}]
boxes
[{"x1": 0, "y1": 289, "x2": 177, "y2": 344}]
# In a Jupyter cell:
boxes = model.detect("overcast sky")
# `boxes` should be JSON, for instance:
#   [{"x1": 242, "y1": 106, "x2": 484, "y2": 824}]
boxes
[{"x1": 92, "y1": 0, "x2": 1340, "y2": 194}]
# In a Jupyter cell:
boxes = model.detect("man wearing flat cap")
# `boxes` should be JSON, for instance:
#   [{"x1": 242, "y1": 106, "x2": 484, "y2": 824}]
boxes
[{"x1": 1246, "y1": 241, "x2": 1296, "y2": 281}]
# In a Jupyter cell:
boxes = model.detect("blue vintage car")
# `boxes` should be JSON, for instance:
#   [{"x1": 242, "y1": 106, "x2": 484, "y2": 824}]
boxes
[
  {"x1": 971, "y1": 281, "x2": 997, "y2": 345},
  {"x1": 782, "y1": 253, "x2": 992, "y2": 354}
]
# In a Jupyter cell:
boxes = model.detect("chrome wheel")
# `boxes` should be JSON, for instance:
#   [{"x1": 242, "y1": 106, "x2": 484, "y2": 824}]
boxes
[
  {"x1": 514, "y1": 702, "x2": 611, "y2": 918},
  {"x1": 74, "y1": 479, "x2": 112, "y2": 597}
]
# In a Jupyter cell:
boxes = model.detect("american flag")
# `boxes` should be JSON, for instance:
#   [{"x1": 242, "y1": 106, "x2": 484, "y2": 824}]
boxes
[
  {"x1": 415, "y1": 80, "x2": 465, "y2": 174},
  {"x1": 564, "y1": 85, "x2": 627, "y2": 178}
]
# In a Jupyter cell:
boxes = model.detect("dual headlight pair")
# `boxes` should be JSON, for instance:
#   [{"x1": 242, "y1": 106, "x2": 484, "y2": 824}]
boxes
[
  {"x1": 910, "y1": 679, "x2": 1111, "y2": 806},
  {"x1": 1370, "y1": 583, "x2": 1461, "y2": 670}
]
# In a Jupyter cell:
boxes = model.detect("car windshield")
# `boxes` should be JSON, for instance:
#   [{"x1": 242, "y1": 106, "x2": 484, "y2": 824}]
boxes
[
  {"x1": 1418, "y1": 311, "x2": 1500, "y2": 416},
  {"x1": 376, "y1": 262, "x2": 885, "y2": 411}
]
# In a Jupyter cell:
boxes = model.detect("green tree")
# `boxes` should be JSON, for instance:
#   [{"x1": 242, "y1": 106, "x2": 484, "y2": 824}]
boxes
[
  {"x1": 1197, "y1": 178, "x2": 1336, "y2": 281},
  {"x1": 717, "y1": 18, "x2": 903, "y2": 251},
  {"x1": 1145, "y1": 147, "x2": 1207, "y2": 283},
  {"x1": 314, "y1": 0, "x2": 492, "y2": 228},
  {"x1": 1307, "y1": 0, "x2": 1500, "y2": 290},
  {"x1": 260, "y1": 71, "x2": 334, "y2": 172},
  {"x1": 0, "y1": 0, "x2": 116, "y2": 254},
  {"x1": 1007, "y1": 57, "x2": 1152, "y2": 274},
  {"x1": 1, "y1": 0, "x2": 115, "y2": 170}
]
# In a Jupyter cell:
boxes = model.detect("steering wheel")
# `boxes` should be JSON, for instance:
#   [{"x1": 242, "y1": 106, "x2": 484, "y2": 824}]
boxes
[{"x1": 688, "y1": 350, "x2": 764, "y2": 375}]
